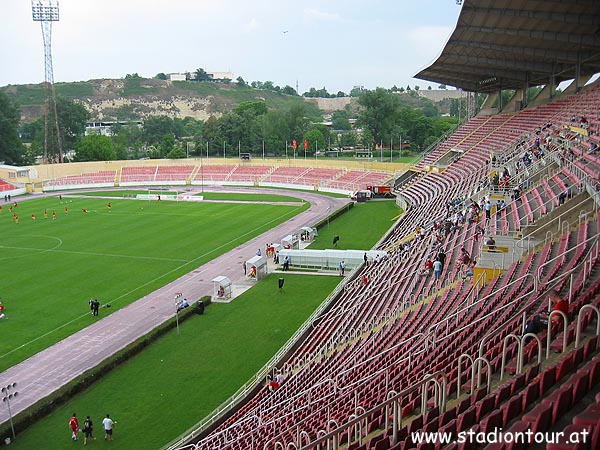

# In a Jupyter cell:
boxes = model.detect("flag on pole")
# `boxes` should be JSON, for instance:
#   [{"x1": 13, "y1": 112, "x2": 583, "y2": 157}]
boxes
[
  {"x1": 303, "y1": 140, "x2": 308, "y2": 150},
  {"x1": 292, "y1": 139, "x2": 297, "y2": 150}
]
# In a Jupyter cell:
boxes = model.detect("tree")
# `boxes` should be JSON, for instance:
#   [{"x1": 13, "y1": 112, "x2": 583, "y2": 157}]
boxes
[
  {"x1": 194, "y1": 68, "x2": 211, "y2": 81},
  {"x1": 159, "y1": 133, "x2": 176, "y2": 157},
  {"x1": 331, "y1": 110, "x2": 352, "y2": 130},
  {"x1": 336, "y1": 91, "x2": 346, "y2": 98},
  {"x1": 236, "y1": 76, "x2": 246, "y2": 87},
  {"x1": 282, "y1": 85, "x2": 297, "y2": 96},
  {"x1": 55, "y1": 96, "x2": 89, "y2": 152},
  {"x1": 143, "y1": 116, "x2": 175, "y2": 145},
  {"x1": 75, "y1": 135, "x2": 117, "y2": 161},
  {"x1": 0, "y1": 92, "x2": 27, "y2": 165},
  {"x1": 166, "y1": 146, "x2": 186, "y2": 159},
  {"x1": 414, "y1": 85, "x2": 420, "y2": 91},
  {"x1": 427, "y1": 86, "x2": 432, "y2": 90},
  {"x1": 357, "y1": 88, "x2": 401, "y2": 147},
  {"x1": 155, "y1": 73, "x2": 168, "y2": 80},
  {"x1": 125, "y1": 73, "x2": 141, "y2": 79},
  {"x1": 286, "y1": 104, "x2": 309, "y2": 140},
  {"x1": 438, "y1": 84, "x2": 447, "y2": 89},
  {"x1": 302, "y1": 128, "x2": 325, "y2": 154}
]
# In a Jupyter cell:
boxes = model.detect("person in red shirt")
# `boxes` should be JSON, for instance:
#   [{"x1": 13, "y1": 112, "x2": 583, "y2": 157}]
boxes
[
  {"x1": 69, "y1": 413, "x2": 79, "y2": 441},
  {"x1": 540, "y1": 289, "x2": 569, "y2": 329},
  {"x1": 550, "y1": 290, "x2": 568, "y2": 318}
]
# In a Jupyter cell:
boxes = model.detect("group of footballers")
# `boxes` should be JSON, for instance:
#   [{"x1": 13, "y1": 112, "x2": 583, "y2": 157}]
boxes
[{"x1": 1, "y1": 195, "x2": 113, "y2": 223}]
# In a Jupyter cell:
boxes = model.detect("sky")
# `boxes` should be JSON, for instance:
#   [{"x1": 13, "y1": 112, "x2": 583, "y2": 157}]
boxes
[{"x1": 1, "y1": 0, "x2": 463, "y2": 94}]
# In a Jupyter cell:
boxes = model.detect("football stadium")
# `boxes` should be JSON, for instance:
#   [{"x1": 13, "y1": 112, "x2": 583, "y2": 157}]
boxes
[{"x1": 2, "y1": 0, "x2": 600, "y2": 449}]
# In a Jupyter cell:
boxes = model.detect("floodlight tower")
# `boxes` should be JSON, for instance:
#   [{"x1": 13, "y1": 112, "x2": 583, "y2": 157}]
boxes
[{"x1": 32, "y1": 0, "x2": 63, "y2": 163}]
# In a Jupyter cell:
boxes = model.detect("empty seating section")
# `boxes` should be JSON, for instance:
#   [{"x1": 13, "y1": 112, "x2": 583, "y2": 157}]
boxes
[
  {"x1": 194, "y1": 165, "x2": 235, "y2": 182},
  {"x1": 42, "y1": 162, "x2": 392, "y2": 191},
  {"x1": 0, "y1": 180, "x2": 17, "y2": 191},
  {"x1": 182, "y1": 84, "x2": 600, "y2": 450},
  {"x1": 226, "y1": 165, "x2": 271, "y2": 182},
  {"x1": 120, "y1": 166, "x2": 157, "y2": 183},
  {"x1": 46, "y1": 170, "x2": 116, "y2": 186},
  {"x1": 155, "y1": 165, "x2": 195, "y2": 181}
]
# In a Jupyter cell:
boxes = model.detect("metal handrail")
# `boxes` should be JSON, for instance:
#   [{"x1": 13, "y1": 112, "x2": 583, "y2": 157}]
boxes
[
  {"x1": 546, "y1": 311, "x2": 569, "y2": 359},
  {"x1": 575, "y1": 305, "x2": 600, "y2": 348},
  {"x1": 428, "y1": 272, "x2": 536, "y2": 348},
  {"x1": 296, "y1": 371, "x2": 448, "y2": 450}
]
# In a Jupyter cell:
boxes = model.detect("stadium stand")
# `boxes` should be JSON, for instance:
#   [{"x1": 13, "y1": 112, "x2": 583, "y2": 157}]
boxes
[
  {"x1": 0, "y1": 180, "x2": 17, "y2": 192},
  {"x1": 165, "y1": 1, "x2": 600, "y2": 449},
  {"x1": 45, "y1": 170, "x2": 116, "y2": 187}
]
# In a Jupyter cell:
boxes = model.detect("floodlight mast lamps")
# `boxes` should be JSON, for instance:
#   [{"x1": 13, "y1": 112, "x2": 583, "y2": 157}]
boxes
[
  {"x1": 2, "y1": 382, "x2": 18, "y2": 441},
  {"x1": 32, "y1": 0, "x2": 63, "y2": 164}
]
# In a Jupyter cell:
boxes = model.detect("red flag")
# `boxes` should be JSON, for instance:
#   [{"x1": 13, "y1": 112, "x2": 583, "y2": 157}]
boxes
[
  {"x1": 292, "y1": 139, "x2": 297, "y2": 150},
  {"x1": 303, "y1": 140, "x2": 308, "y2": 150}
]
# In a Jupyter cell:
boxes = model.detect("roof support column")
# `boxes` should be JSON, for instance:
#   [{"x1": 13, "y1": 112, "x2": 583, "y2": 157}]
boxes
[
  {"x1": 548, "y1": 74, "x2": 556, "y2": 100},
  {"x1": 575, "y1": 52, "x2": 581, "y2": 93}
]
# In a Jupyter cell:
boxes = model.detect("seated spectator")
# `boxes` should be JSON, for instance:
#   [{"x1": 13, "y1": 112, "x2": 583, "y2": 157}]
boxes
[
  {"x1": 523, "y1": 314, "x2": 545, "y2": 343},
  {"x1": 539, "y1": 289, "x2": 569, "y2": 327},
  {"x1": 459, "y1": 247, "x2": 471, "y2": 266},
  {"x1": 462, "y1": 261, "x2": 475, "y2": 279},
  {"x1": 485, "y1": 236, "x2": 496, "y2": 250},
  {"x1": 419, "y1": 259, "x2": 434, "y2": 277}
]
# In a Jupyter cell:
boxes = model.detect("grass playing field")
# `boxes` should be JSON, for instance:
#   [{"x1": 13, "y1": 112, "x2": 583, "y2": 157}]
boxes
[{"x1": 0, "y1": 194, "x2": 309, "y2": 370}]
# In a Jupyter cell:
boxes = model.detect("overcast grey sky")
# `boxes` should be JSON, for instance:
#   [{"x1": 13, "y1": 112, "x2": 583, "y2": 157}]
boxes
[{"x1": 1, "y1": 1, "x2": 462, "y2": 93}]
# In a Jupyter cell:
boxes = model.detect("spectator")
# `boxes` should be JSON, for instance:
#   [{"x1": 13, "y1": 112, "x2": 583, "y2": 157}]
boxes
[
  {"x1": 433, "y1": 259, "x2": 443, "y2": 281},
  {"x1": 540, "y1": 289, "x2": 569, "y2": 327},
  {"x1": 420, "y1": 259, "x2": 434, "y2": 276},
  {"x1": 436, "y1": 248, "x2": 447, "y2": 272},
  {"x1": 460, "y1": 247, "x2": 471, "y2": 266},
  {"x1": 523, "y1": 314, "x2": 545, "y2": 343},
  {"x1": 485, "y1": 236, "x2": 496, "y2": 250}
]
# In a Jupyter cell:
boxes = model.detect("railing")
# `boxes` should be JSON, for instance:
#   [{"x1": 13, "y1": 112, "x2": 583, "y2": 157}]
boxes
[
  {"x1": 427, "y1": 272, "x2": 537, "y2": 350},
  {"x1": 286, "y1": 371, "x2": 448, "y2": 450}
]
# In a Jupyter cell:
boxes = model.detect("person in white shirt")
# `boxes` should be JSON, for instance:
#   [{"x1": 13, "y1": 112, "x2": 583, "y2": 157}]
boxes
[{"x1": 102, "y1": 414, "x2": 116, "y2": 441}]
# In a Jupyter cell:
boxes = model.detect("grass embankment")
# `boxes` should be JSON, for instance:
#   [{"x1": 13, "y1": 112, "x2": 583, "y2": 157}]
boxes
[{"x1": 310, "y1": 200, "x2": 401, "y2": 250}]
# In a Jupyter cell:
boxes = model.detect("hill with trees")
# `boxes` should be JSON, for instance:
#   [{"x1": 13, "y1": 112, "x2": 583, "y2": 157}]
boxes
[{"x1": 0, "y1": 73, "x2": 462, "y2": 164}]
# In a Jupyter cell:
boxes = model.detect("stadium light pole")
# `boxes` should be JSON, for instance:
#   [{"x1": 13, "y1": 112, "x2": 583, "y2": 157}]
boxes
[
  {"x1": 2, "y1": 382, "x2": 18, "y2": 441},
  {"x1": 32, "y1": 0, "x2": 63, "y2": 164}
]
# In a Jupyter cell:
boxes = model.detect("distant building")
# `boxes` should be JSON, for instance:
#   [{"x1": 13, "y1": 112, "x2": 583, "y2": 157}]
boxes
[
  {"x1": 85, "y1": 121, "x2": 143, "y2": 137},
  {"x1": 207, "y1": 71, "x2": 233, "y2": 81},
  {"x1": 169, "y1": 73, "x2": 187, "y2": 82},
  {"x1": 168, "y1": 71, "x2": 234, "y2": 82}
]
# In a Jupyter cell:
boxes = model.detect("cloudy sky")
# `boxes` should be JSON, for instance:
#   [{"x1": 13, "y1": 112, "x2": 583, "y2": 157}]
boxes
[{"x1": 1, "y1": 0, "x2": 462, "y2": 93}]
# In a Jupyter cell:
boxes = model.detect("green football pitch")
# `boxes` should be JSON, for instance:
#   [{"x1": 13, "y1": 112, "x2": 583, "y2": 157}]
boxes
[{"x1": 0, "y1": 194, "x2": 309, "y2": 370}]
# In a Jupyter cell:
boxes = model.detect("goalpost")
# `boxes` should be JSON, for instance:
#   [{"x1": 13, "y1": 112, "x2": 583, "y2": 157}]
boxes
[
  {"x1": 147, "y1": 188, "x2": 179, "y2": 201},
  {"x1": 135, "y1": 188, "x2": 180, "y2": 201}
]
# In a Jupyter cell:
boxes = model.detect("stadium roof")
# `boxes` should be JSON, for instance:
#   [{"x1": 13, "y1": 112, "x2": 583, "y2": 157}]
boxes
[{"x1": 415, "y1": 0, "x2": 600, "y2": 93}]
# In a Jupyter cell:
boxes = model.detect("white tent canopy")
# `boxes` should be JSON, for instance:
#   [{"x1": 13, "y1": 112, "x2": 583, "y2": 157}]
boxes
[{"x1": 278, "y1": 249, "x2": 387, "y2": 271}]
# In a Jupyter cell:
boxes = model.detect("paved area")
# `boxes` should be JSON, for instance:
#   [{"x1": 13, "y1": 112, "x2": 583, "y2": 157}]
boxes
[{"x1": 0, "y1": 186, "x2": 348, "y2": 424}]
